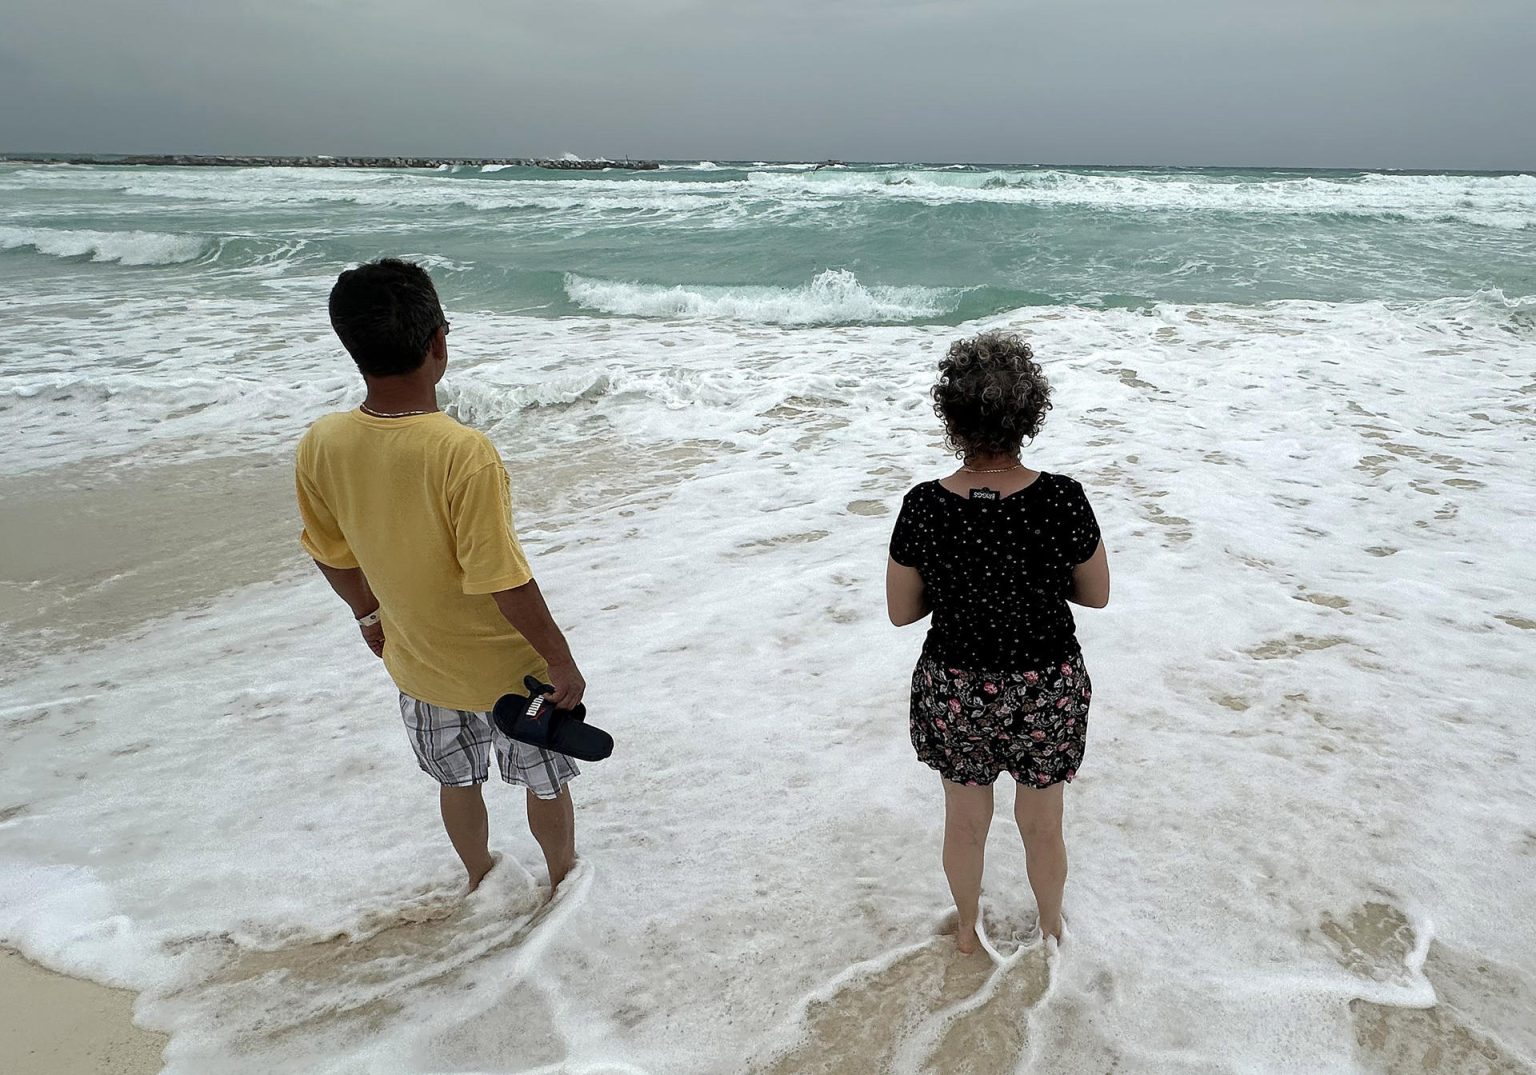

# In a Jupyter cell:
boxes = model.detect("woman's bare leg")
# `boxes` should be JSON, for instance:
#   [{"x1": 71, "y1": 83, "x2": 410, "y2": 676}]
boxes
[
  {"x1": 942, "y1": 780, "x2": 995, "y2": 954},
  {"x1": 1014, "y1": 781, "x2": 1067, "y2": 941}
]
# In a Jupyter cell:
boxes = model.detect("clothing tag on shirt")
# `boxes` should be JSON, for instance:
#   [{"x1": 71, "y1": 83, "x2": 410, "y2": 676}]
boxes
[{"x1": 969, "y1": 488, "x2": 999, "y2": 501}]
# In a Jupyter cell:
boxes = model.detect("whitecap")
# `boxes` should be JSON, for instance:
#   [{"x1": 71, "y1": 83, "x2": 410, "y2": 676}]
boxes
[
  {"x1": 0, "y1": 226, "x2": 207, "y2": 265},
  {"x1": 563, "y1": 268, "x2": 963, "y2": 325}
]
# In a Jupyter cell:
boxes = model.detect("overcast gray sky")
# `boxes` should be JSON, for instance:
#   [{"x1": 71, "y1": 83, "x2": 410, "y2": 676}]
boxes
[{"x1": 2, "y1": 0, "x2": 1532, "y2": 169}]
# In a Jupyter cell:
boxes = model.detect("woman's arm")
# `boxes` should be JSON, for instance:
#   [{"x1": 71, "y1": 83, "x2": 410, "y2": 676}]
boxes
[
  {"x1": 886, "y1": 557, "x2": 931, "y2": 626},
  {"x1": 1068, "y1": 540, "x2": 1110, "y2": 608}
]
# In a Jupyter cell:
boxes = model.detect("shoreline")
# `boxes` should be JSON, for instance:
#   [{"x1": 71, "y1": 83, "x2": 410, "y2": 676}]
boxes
[{"x1": 0, "y1": 948, "x2": 167, "y2": 1075}]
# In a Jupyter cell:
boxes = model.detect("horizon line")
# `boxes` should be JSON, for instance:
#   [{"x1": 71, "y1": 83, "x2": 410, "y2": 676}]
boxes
[{"x1": 2, "y1": 151, "x2": 1533, "y2": 176}]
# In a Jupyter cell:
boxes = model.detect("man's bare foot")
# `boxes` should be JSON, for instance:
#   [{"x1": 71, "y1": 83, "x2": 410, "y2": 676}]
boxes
[
  {"x1": 956, "y1": 923, "x2": 981, "y2": 955},
  {"x1": 465, "y1": 853, "x2": 498, "y2": 894},
  {"x1": 1038, "y1": 914, "x2": 1063, "y2": 943},
  {"x1": 542, "y1": 853, "x2": 580, "y2": 902}
]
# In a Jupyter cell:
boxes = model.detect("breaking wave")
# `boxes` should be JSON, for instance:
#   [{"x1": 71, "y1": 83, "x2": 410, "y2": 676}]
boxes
[
  {"x1": 742, "y1": 168, "x2": 1536, "y2": 227},
  {"x1": 563, "y1": 268, "x2": 964, "y2": 325},
  {"x1": 0, "y1": 226, "x2": 207, "y2": 265}
]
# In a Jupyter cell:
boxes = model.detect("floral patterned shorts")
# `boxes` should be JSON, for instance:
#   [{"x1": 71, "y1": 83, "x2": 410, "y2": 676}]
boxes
[{"x1": 910, "y1": 651, "x2": 1091, "y2": 788}]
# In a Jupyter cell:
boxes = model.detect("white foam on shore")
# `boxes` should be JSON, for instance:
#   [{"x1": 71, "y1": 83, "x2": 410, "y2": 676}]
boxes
[
  {"x1": 2, "y1": 292, "x2": 1534, "y2": 1071},
  {"x1": 1, "y1": 287, "x2": 1530, "y2": 476},
  {"x1": 0, "y1": 863, "x2": 182, "y2": 990}
]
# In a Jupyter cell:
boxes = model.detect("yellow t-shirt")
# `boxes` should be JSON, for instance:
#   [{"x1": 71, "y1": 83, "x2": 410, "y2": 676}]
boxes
[{"x1": 295, "y1": 409, "x2": 545, "y2": 711}]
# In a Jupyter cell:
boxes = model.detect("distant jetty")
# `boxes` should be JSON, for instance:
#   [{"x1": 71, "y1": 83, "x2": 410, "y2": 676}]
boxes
[
  {"x1": 0, "y1": 154, "x2": 660, "y2": 171},
  {"x1": 531, "y1": 158, "x2": 659, "y2": 171}
]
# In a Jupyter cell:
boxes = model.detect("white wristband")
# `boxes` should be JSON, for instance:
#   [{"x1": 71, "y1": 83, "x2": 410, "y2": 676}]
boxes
[{"x1": 356, "y1": 609, "x2": 381, "y2": 628}]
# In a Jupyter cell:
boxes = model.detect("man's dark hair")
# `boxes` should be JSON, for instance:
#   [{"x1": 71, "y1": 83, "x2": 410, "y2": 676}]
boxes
[{"x1": 328, "y1": 258, "x2": 445, "y2": 377}]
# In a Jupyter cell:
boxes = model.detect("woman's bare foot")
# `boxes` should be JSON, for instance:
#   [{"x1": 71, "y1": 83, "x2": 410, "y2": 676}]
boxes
[
  {"x1": 1038, "y1": 913, "x2": 1063, "y2": 943},
  {"x1": 956, "y1": 923, "x2": 981, "y2": 955}
]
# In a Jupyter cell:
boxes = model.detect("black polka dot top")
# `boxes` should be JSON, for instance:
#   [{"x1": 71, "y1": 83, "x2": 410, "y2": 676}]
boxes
[{"x1": 890, "y1": 472, "x2": 1100, "y2": 670}]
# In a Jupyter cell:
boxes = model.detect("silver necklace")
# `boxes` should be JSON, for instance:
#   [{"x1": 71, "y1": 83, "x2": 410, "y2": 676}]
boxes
[
  {"x1": 360, "y1": 403, "x2": 436, "y2": 418},
  {"x1": 962, "y1": 461, "x2": 1024, "y2": 474}
]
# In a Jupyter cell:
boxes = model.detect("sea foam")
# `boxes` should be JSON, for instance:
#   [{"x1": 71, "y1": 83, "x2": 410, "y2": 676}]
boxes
[{"x1": 4, "y1": 290, "x2": 1534, "y2": 1070}]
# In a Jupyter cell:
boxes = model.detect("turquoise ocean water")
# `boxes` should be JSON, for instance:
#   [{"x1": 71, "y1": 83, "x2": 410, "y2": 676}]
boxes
[{"x1": 3, "y1": 161, "x2": 1533, "y2": 323}]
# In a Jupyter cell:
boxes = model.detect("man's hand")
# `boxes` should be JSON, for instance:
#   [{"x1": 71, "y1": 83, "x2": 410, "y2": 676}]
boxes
[
  {"x1": 545, "y1": 660, "x2": 585, "y2": 710},
  {"x1": 360, "y1": 620, "x2": 385, "y2": 658},
  {"x1": 492, "y1": 580, "x2": 585, "y2": 709},
  {"x1": 313, "y1": 561, "x2": 385, "y2": 657}
]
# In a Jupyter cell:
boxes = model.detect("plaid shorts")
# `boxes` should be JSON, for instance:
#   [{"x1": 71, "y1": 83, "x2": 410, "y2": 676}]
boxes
[{"x1": 398, "y1": 693, "x2": 579, "y2": 798}]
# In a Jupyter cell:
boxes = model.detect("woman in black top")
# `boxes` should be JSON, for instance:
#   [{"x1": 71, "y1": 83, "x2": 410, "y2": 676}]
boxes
[{"x1": 887, "y1": 331, "x2": 1109, "y2": 952}]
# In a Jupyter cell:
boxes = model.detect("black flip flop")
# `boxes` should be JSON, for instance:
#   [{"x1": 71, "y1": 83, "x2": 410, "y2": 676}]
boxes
[{"x1": 493, "y1": 675, "x2": 614, "y2": 762}]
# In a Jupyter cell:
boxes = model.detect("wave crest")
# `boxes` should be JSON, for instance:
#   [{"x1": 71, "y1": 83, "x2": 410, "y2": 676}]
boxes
[
  {"x1": 0, "y1": 226, "x2": 207, "y2": 265},
  {"x1": 564, "y1": 269, "x2": 961, "y2": 325},
  {"x1": 742, "y1": 169, "x2": 1536, "y2": 227},
  {"x1": 447, "y1": 374, "x2": 614, "y2": 426}
]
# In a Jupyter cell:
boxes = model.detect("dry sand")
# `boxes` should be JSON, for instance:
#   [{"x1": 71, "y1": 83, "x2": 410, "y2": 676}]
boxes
[{"x1": 0, "y1": 948, "x2": 167, "y2": 1075}]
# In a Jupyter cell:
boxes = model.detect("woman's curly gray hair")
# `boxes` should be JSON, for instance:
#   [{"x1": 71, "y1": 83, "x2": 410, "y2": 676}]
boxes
[{"x1": 931, "y1": 331, "x2": 1052, "y2": 458}]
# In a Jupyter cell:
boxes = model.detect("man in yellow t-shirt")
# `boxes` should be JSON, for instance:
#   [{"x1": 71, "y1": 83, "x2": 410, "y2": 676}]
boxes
[{"x1": 296, "y1": 258, "x2": 586, "y2": 894}]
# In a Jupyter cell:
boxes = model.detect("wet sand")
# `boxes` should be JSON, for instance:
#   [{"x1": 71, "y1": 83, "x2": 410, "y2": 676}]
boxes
[
  {"x1": 0, "y1": 438, "x2": 717, "y2": 669},
  {"x1": 0, "y1": 948, "x2": 167, "y2": 1075},
  {"x1": 0, "y1": 454, "x2": 299, "y2": 1075},
  {"x1": 0, "y1": 453, "x2": 299, "y2": 667}
]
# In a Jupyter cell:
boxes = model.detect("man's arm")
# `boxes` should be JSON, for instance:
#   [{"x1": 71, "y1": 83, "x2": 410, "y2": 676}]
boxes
[
  {"x1": 313, "y1": 560, "x2": 385, "y2": 657},
  {"x1": 492, "y1": 580, "x2": 584, "y2": 708}
]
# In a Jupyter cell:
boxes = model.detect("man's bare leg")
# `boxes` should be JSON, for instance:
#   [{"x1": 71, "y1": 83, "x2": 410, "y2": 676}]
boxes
[
  {"x1": 527, "y1": 785, "x2": 576, "y2": 893},
  {"x1": 1014, "y1": 780, "x2": 1067, "y2": 941},
  {"x1": 440, "y1": 784, "x2": 497, "y2": 891},
  {"x1": 942, "y1": 780, "x2": 995, "y2": 954}
]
